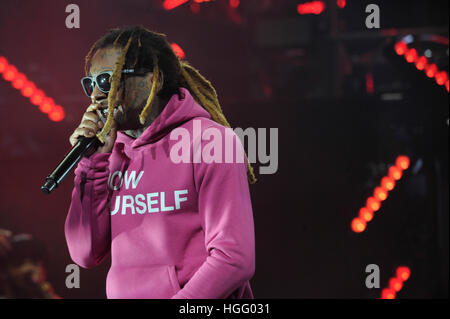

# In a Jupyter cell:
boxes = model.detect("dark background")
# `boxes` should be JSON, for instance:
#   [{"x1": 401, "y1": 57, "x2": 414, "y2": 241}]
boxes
[{"x1": 0, "y1": 0, "x2": 448, "y2": 298}]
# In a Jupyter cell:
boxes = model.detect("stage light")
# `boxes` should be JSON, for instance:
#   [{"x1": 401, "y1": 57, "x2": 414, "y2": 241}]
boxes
[
  {"x1": 394, "y1": 42, "x2": 408, "y2": 56},
  {"x1": 395, "y1": 155, "x2": 410, "y2": 170},
  {"x1": 49, "y1": 105, "x2": 65, "y2": 122},
  {"x1": 337, "y1": 0, "x2": 346, "y2": 9},
  {"x1": 30, "y1": 89, "x2": 45, "y2": 106},
  {"x1": 163, "y1": 0, "x2": 189, "y2": 10},
  {"x1": 425, "y1": 64, "x2": 438, "y2": 78},
  {"x1": 381, "y1": 288, "x2": 396, "y2": 299},
  {"x1": 389, "y1": 278, "x2": 403, "y2": 292},
  {"x1": 388, "y1": 166, "x2": 403, "y2": 181},
  {"x1": 351, "y1": 217, "x2": 366, "y2": 233},
  {"x1": 359, "y1": 207, "x2": 374, "y2": 222},
  {"x1": 0, "y1": 56, "x2": 9, "y2": 73},
  {"x1": 366, "y1": 197, "x2": 381, "y2": 212},
  {"x1": 446, "y1": 80, "x2": 449, "y2": 92},
  {"x1": 415, "y1": 56, "x2": 428, "y2": 70},
  {"x1": 374, "y1": 187, "x2": 388, "y2": 201},
  {"x1": 297, "y1": 1, "x2": 325, "y2": 15},
  {"x1": 435, "y1": 71, "x2": 448, "y2": 86},
  {"x1": 39, "y1": 97, "x2": 55, "y2": 113},
  {"x1": 365, "y1": 72, "x2": 374, "y2": 94},
  {"x1": 21, "y1": 81, "x2": 36, "y2": 97},
  {"x1": 381, "y1": 266, "x2": 410, "y2": 298},
  {"x1": 229, "y1": 0, "x2": 240, "y2": 8},
  {"x1": 1, "y1": 56, "x2": 66, "y2": 121},
  {"x1": 405, "y1": 48, "x2": 418, "y2": 63},
  {"x1": 3, "y1": 64, "x2": 17, "y2": 81},
  {"x1": 12, "y1": 73, "x2": 27, "y2": 89},
  {"x1": 171, "y1": 43, "x2": 185, "y2": 60},
  {"x1": 381, "y1": 176, "x2": 395, "y2": 191},
  {"x1": 396, "y1": 266, "x2": 411, "y2": 281}
]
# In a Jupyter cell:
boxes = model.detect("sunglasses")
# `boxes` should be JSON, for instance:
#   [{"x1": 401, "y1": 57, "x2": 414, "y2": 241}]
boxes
[{"x1": 81, "y1": 68, "x2": 151, "y2": 97}]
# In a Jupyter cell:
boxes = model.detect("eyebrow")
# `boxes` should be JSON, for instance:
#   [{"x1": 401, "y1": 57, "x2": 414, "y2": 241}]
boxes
[{"x1": 88, "y1": 68, "x2": 114, "y2": 77}]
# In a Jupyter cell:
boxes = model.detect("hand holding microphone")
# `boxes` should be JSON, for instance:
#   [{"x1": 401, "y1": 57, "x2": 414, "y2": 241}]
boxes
[
  {"x1": 41, "y1": 102, "x2": 117, "y2": 194},
  {"x1": 69, "y1": 102, "x2": 117, "y2": 155}
]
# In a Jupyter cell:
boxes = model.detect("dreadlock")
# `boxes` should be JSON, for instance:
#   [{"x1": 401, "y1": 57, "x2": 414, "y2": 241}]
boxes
[{"x1": 85, "y1": 26, "x2": 256, "y2": 184}]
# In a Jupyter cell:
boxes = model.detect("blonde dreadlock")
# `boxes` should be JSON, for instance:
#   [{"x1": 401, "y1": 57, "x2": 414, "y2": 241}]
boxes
[
  {"x1": 178, "y1": 60, "x2": 257, "y2": 184},
  {"x1": 139, "y1": 54, "x2": 159, "y2": 125},
  {"x1": 96, "y1": 34, "x2": 134, "y2": 143},
  {"x1": 86, "y1": 27, "x2": 257, "y2": 184}
]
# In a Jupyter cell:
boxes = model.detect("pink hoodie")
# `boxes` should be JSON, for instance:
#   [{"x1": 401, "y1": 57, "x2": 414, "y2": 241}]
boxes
[{"x1": 64, "y1": 88, "x2": 255, "y2": 299}]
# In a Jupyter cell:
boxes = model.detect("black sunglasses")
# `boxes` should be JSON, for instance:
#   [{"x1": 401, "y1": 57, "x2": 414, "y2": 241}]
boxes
[{"x1": 81, "y1": 68, "x2": 151, "y2": 97}]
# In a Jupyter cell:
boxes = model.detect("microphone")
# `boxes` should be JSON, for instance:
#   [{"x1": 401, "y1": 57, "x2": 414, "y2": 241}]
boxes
[{"x1": 41, "y1": 136, "x2": 101, "y2": 194}]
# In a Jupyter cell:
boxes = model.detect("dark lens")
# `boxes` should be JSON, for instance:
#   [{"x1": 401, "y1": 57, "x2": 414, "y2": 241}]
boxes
[
  {"x1": 96, "y1": 73, "x2": 111, "y2": 93},
  {"x1": 82, "y1": 78, "x2": 94, "y2": 96}
]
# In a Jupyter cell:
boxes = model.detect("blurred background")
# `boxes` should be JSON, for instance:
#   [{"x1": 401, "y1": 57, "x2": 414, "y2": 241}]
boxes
[{"x1": 0, "y1": 0, "x2": 448, "y2": 298}]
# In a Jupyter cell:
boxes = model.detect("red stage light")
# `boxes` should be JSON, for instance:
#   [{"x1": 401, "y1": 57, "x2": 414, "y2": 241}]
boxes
[
  {"x1": 435, "y1": 71, "x2": 448, "y2": 86},
  {"x1": 359, "y1": 207, "x2": 374, "y2": 222},
  {"x1": 425, "y1": 64, "x2": 438, "y2": 78},
  {"x1": 415, "y1": 56, "x2": 428, "y2": 71},
  {"x1": 0, "y1": 56, "x2": 8, "y2": 73},
  {"x1": 297, "y1": 1, "x2": 325, "y2": 15},
  {"x1": 21, "y1": 81, "x2": 36, "y2": 97},
  {"x1": 374, "y1": 187, "x2": 388, "y2": 201},
  {"x1": 395, "y1": 155, "x2": 410, "y2": 170},
  {"x1": 49, "y1": 105, "x2": 65, "y2": 122},
  {"x1": 163, "y1": 0, "x2": 188, "y2": 10},
  {"x1": 39, "y1": 97, "x2": 55, "y2": 113},
  {"x1": 31, "y1": 90, "x2": 45, "y2": 106},
  {"x1": 229, "y1": 0, "x2": 240, "y2": 9},
  {"x1": 3, "y1": 65, "x2": 17, "y2": 81},
  {"x1": 366, "y1": 197, "x2": 381, "y2": 212},
  {"x1": 337, "y1": 0, "x2": 346, "y2": 9},
  {"x1": 446, "y1": 80, "x2": 449, "y2": 92},
  {"x1": 388, "y1": 166, "x2": 403, "y2": 181},
  {"x1": 351, "y1": 217, "x2": 366, "y2": 233},
  {"x1": 2, "y1": 56, "x2": 66, "y2": 121},
  {"x1": 365, "y1": 72, "x2": 374, "y2": 94},
  {"x1": 396, "y1": 266, "x2": 411, "y2": 281},
  {"x1": 405, "y1": 48, "x2": 418, "y2": 63},
  {"x1": 381, "y1": 288, "x2": 396, "y2": 299},
  {"x1": 12, "y1": 73, "x2": 27, "y2": 89},
  {"x1": 389, "y1": 278, "x2": 403, "y2": 292},
  {"x1": 381, "y1": 176, "x2": 395, "y2": 191},
  {"x1": 394, "y1": 42, "x2": 408, "y2": 56},
  {"x1": 171, "y1": 43, "x2": 185, "y2": 60}
]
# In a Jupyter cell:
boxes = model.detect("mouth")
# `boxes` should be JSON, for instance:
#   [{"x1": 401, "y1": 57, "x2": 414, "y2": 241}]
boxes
[{"x1": 97, "y1": 105, "x2": 122, "y2": 123}]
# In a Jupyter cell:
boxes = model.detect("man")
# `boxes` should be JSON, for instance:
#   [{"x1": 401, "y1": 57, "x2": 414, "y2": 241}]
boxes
[{"x1": 65, "y1": 26, "x2": 256, "y2": 299}]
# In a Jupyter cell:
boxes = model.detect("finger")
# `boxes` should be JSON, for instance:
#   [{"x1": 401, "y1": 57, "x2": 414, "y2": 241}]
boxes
[
  {"x1": 79, "y1": 119, "x2": 99, "y2": 131},
  {"x1": 81, "y1": 111, "x2": 99, "y2": 123},
  {"x1": 69, "y1": 128, "x2": 94, "y2": 146},
  {"x1": 86, "y1": 103, "x2": 104, "y2": 113},
  {"x1": 74, "y1": 127, "x2": 96, "y2": 138}
]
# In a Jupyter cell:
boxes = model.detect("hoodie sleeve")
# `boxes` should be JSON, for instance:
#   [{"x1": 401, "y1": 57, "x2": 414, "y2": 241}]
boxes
[
  {"x1": 172, "y1": 127, "x2": 255, "y2": 299},
  {"x1": 64, "y1": 152, "x2": 112, "y2": 269}
]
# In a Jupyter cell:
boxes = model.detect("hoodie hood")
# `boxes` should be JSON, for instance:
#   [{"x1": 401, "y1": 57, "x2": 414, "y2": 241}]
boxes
[{"x1": 115, "y1": 87, "x2": 211, "y2": 148}]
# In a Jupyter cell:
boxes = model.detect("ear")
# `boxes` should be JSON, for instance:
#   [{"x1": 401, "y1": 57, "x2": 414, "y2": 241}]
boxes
[{"x1": 157, "y1": 70, "x2": 164, "y2": 93}]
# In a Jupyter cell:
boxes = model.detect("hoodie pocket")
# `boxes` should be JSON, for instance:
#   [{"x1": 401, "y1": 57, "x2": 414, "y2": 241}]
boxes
[{"x1": 106, "y1": 264, "x2": 181, "y2": 299}]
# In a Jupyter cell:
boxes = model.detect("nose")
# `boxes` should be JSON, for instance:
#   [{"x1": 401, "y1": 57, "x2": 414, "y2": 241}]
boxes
[{"x1": 90, "y1": 83, "x2": 108, "y2": 104}]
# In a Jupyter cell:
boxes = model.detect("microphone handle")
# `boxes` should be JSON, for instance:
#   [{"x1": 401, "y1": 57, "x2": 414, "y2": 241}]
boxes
[{"x1": 41, "y1": 136, "x2": 101, "y2": 194}]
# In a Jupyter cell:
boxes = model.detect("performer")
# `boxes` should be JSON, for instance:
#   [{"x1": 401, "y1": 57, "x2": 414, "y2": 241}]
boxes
[{"x1": 65, "y1": 26, "x2": 256, "y2": 299}]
